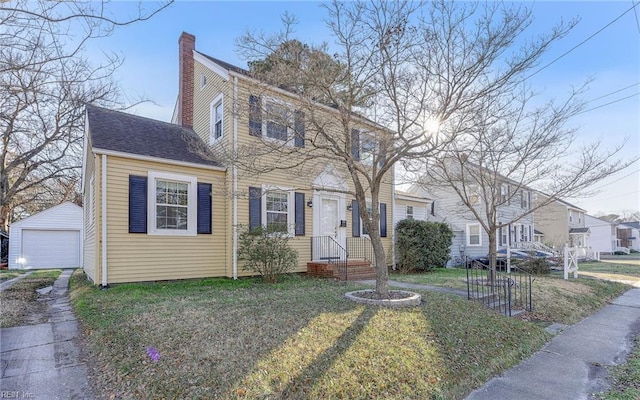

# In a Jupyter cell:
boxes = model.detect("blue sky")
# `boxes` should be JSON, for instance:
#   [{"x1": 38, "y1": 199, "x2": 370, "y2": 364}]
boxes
[{"x1": 87, "y1": 1, "x2": 639, "y2": 215}]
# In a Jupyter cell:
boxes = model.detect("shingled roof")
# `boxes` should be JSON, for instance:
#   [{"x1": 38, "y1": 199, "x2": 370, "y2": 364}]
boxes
[{"x1": 86, "y1": 105, "x2": 223, "y2": 168}]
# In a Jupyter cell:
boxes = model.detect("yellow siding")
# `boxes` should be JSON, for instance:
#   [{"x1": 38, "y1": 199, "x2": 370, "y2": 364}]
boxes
[
  {"x1": 535, "y1": 197, "x2": 569, "y2": 247},
  {"x1": 103, "y1": 155, "x2": 228, "y2": 283},
  {"x1": 231, "y1": 79, "x2": 394, "y2": 270},
  {"x1": 82, "y1": 149, "x2": 98, "y2": 283}
]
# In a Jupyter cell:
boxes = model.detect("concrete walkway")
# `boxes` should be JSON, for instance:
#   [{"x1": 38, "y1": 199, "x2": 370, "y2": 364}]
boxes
[
  {"x1": 0, "y1": 271, "x2": 33, "y2": 292},
  {"x1": 0, "y1": 269, "x2": 91, "y2": 399}
]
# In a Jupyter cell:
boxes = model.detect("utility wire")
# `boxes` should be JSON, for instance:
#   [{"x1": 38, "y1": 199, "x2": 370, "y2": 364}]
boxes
[
  {"x1": 526, "y1": 2, "x2": 640, "y2": 80},
  {"x1": 585, "y1": 82, "x2": 640, "y2": 104},
  {"x1": 590, "y1": 168, "x2": 640, "y2": 190},
  {"x1": 633, "y1": 0, "x2": 640, "y2": 34},
  {"x1": 575, "y1": 92, "x2": 639, "y2": 115}
]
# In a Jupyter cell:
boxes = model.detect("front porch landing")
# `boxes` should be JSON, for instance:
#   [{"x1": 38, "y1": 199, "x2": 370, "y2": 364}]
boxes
[{"x1": 307, "y1": 260, "x2": 375, "y2": 281}]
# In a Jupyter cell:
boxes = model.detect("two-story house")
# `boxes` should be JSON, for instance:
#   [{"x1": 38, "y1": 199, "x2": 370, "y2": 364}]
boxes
[
  {"x1": 535, "y1": 194, "x2": 589, "y2": 249},
  {"x1": 584, "y1": 215, "x2": 617, "y2": 254},
  {"x1": 405, "y1": 174, "x2": 537, "y2": 265},
  {"x1": 82, "y1": 32, "x2": 393, "y2": 285}
]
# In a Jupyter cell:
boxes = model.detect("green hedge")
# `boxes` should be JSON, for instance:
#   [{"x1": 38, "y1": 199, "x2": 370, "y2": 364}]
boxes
[{"x1": 395, "y1": 219, "x2": 454, "y2": 273}]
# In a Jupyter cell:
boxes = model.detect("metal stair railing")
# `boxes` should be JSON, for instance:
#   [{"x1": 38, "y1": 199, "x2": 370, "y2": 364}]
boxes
[
  {"x1": 466, "y1": 258, "x2": 535, "y2": 316},
  {"x1": 310, "y1": 236, "x2": 349, "y2": 280}
]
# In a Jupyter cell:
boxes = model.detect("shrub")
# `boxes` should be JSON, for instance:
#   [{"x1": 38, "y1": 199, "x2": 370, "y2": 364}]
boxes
[
  {"x1": 395, "y1": 219, "x2": 454, "y2": 273},
  {"x1": 515, "y1": 257, "x2": 551, "y2": 275},
  {"x1": 237, "y1": 225, "x2": 298, "y2": 283}
]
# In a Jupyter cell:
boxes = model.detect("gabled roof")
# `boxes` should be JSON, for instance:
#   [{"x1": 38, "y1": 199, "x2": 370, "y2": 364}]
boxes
[
  {"x1": 10, "y1": 202, "x2": 82, "y2": 228},
  {"x1": 196, "y1": 51, "x2": 249, "y2": 75},
  {"x1": 395, "y1": 190, "x2": 432, "y2": 203},
  {"x1": 86, "y1": 105, "x2": 223, "y2": 168}
]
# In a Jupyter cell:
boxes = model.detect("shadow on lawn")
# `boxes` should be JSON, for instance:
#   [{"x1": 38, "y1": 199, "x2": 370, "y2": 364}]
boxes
[{"x1": 279, "y1": 306, "x2": 378, "y2": 397}]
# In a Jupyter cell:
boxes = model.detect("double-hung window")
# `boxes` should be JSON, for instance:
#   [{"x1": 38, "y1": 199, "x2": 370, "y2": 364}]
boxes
[
  {"x1": 148, "y1": 171, "x2": 197, "y2": 236},
  {"x1": 265, "y1": 100, "x2": 291, "y2": 141},
  {"x1": 406, "y1": 205, "x2": 414, "y2": 220},
  {"x1": 265, "y1": 191, "x2": 289, "y2": 233},
  {"x1": 467, "y1": 223, "x2": 481, "y2": 246},
  {"x1": 210, "y1": 94, "x2": 223, "y2": 143},
  {"x1": 360, "y1": 133, "x2": 376, "y2": 166}
]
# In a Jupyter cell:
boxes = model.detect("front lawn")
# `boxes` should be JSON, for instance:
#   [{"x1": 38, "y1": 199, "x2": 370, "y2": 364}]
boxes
[
  {"x1": 391, "y1": 266, "x2": 629, "y2": 325},
  {"x1": 71, "y1": 272, "x2": 548, "y2": 400},
  {"x1": 0, "y1": 269, "x2": 61, "y2": 327}
]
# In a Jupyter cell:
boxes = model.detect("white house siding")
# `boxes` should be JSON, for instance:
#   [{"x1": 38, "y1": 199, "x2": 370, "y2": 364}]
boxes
[
  {"x1": 9, "y1": 202, "x2": 83, "y2": 269},
  {"x1": 585, "y1": 215, "x2": 616, "y2": 254},
  {"x1": 410, "y1": 184, "x2": 535, "y2": 263},
  {"x1": 393, "y1": 197, "x2": 429, "y2": 229}
]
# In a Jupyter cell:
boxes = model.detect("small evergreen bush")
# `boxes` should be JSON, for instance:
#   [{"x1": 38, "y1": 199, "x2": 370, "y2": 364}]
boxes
[
  {"x1": 395, "y1": 219, "x2": 454, "y2": 273},
  {"x1": 237, "y1": 225, "x2": 298, "y2": 283}
]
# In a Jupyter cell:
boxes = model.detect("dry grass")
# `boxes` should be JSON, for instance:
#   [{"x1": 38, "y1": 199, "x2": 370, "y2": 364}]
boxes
[
  {"x1": 390, "y1": 266, "x2": 630, "y2": 325},
  {"x1": 71, "y1": 271, "x2": 547, "y2": 400},
  {"x1": 0, "y1": 270, "x2": 61, "y2": 327}
]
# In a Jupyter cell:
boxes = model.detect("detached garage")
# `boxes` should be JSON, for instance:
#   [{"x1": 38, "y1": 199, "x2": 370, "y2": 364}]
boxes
[{"x1": 8, "y1": 202, "x2": 83, "y2": 269}]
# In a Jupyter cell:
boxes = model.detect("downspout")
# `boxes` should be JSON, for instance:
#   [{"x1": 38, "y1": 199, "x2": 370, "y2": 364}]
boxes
[
  {"x1": 232, "y1": 76, "x2": 239, "y2": 279},
  {"x1": 101, "y1": 154, "x2": 108, "y2": 288}
]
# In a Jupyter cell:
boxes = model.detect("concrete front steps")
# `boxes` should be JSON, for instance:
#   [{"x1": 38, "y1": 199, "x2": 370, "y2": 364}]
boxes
[{"x1": 307, "y1": 260, "x2": 375, "y2": 281}]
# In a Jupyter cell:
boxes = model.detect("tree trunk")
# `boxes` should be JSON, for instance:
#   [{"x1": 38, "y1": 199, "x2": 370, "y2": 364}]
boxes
[
  {"x1": 371, "y1": 234, "x2": 390, "y2": 298},
  {"x1": 488, "y1": 229, "x2": 498, "y2": 288}
]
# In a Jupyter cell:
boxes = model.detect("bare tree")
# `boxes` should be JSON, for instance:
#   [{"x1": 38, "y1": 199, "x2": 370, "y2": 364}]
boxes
[
  {"x1": 417, "y1": 72, "x2": 636, "y2": 274},
  {"x1": 235, "y1": 0, "x2": 595, "y2": 297},
  {"x1": 0, "y1": 0, "x2": 172, "y2": 231}
]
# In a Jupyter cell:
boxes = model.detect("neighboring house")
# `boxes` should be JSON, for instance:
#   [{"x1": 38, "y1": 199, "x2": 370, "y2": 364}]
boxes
[
  {"x1": 535, "y1": 194, "x2": 589, "y2": 249},
  {"x1": 393, "y1": 190, "x2": 431, "y2": 225},
  {"x1": 8, "y1": 202, "x2": 83, "y2": 269},
  {"x1": 82, "y1": 32, "x2": 393, "y2": 285},
  {"x1": 617, "y1": 221, "x2": 640, "y2": 252},
  {"x1": 406, "y1": 179, "x2": 536, "y2": 264},
  {"x1": 585, "y1": 215, "x2": 617, "y2": 254}
]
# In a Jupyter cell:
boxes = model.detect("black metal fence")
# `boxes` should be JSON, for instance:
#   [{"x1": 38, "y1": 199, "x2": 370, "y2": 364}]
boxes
[
  {"x1": 310, "y1": 236, "x2": 347, "y2": 280},
  {"x1": 466, "y1": 258, "x2": 534, "y2": 317}
]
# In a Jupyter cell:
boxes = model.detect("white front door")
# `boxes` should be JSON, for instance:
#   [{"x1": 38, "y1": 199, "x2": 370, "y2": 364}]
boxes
[{"x1": 313, "y1": 192, "x2": 346, "y2": 260}]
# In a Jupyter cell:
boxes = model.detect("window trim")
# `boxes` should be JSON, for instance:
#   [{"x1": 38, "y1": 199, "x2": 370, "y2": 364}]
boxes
[
  {"x1": 261, "y1": 184, "x2": 295, "y2": 236},
  {"x1": 147, "y1": 171, "x2": 197, "y2": 236},
  {"x1": 466, "y1": 223, "x2": 482, "y2": 247},
  {"x1": 262, "y1": 96, "x2": 295, "y2": 145},
  {"x1": 406, "y1": 205, "x2": 414, "y2": 220},
  {"x1": 210, "y1": 93, "x2": 224, "y2": 144}
]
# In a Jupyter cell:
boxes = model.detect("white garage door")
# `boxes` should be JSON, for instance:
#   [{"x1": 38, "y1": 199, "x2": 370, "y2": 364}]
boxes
[{"x1": 21, "y1": 229, "x2": 80, "y2": 269}]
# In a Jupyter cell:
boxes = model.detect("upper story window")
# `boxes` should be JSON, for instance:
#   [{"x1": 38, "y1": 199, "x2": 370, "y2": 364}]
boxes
[
  {"x1": 351, "y1": 129, "x2": 385, "y2": 167},
  {"x1": 249, "y1": 95, "x2": 305, "y2": 148},
  {"x1": 200, "y1": 73, "x2": 207, "y2": 89},
  {"x1": 210, "y1": 94, "x2": 223, "y2": 144},
  {"x1": 406, "y1": 205, "x2": 414, "y2": 220},
  {"x1": 521, "y1": 190, "x2": 530, "y2": 209}
]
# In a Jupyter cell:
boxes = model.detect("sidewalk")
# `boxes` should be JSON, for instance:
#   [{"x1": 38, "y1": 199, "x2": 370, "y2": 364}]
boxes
[
  {"x1": 0, "y1": 269, "x2": 91, "y2": 399},
  {"x1": 466, "y1": 287, "x2": 640, "y2": 400},
  {"x1": 0, "y1": 271, "x2": 33, "y2": 292}
]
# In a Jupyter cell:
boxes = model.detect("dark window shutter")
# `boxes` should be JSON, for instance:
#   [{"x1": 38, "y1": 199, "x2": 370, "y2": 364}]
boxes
[
  {"x1": 129, "y1": 175, "x2": 147, "y2": 233},
  {"x1": 351, "y1": 200, "x2": 360, "y2": 237},
  {"x1": 431, "y1": 201, "x2": 436, "y2": 216},
  {"x1": 197, "y1": 183, "x2": 212, "y2": 234},
  {"x1": 294, "y1": 110, "x2": 305, "y2": 148},
  {"x1": 351, "y1": 129, "x2": 360, "y2": 161},
  {"x1": 528, "y1": 191, "x2": 531, "y2": 209},
  {"x1": 380, "y1": 203, "x2": 387, "y2": 237},
  {"x1": 249, "y1": 186, "x2": 262, "y2": 230},
  {"x1": 249, "y1": 95, "x2": 262, "y2": 136},
  {"x1": 295, "y1": 192, "x2": 305, "y2": 236},
  {"x1": 498, "y1": 226, "x2": 503, "y2": 246}
]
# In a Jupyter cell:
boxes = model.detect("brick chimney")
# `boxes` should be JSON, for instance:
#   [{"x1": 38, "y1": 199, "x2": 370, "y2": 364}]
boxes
[{"x1": 178, "y1": 32, "x2": 195, "y2": 128}]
